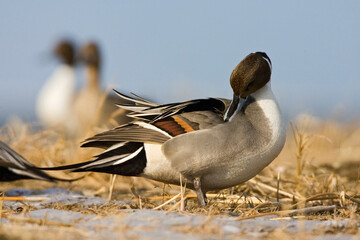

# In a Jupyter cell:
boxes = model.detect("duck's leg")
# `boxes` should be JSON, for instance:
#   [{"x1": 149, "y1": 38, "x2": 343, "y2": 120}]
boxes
[{"x1": 194, "y1": 177, "x2": 207, "y2": 207}]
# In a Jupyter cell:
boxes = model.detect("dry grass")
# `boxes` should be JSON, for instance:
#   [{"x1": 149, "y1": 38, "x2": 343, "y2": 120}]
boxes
[{"x1": 0, "y1": 115, "x2": 360, "y2": 231}]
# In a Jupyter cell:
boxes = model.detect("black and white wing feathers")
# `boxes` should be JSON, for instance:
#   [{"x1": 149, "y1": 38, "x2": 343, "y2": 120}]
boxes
[
  {"x1": 0, "y1": 141, "x2": 77, "y2": 182},
  {"x1": 38, "y1": 90, "x2": 231, "y2": 176}
]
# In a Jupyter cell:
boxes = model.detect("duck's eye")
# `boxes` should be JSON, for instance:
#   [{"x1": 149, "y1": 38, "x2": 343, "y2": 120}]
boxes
[{"x1": 245, "y1": 81, "x2": 254, "y2": 91}]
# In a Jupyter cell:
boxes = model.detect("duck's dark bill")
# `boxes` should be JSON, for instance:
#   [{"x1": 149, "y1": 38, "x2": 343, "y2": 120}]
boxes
[{"x1": 224, "y1": 94, "x2": 245, "y2": 121}]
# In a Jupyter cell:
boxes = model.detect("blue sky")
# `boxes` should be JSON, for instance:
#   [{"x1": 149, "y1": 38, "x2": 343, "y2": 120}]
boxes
[{"x1": 1, "y1": 1, "x2": 360, "y2": 124}]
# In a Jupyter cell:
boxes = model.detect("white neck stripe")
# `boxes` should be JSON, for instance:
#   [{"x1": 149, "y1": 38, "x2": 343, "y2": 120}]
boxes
[{"x1": 262, "y1": 56, "x2": 272, "y2": 73}]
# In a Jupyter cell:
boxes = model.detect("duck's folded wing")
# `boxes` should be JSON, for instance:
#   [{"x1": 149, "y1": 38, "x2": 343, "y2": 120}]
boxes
[
  {"x1": 82, "y1": 122, "x2": 171, "y2": 148},
  {"x1": 40, "y1": 92, "x2": 231, "y2": 175},
  {"x1": 114, "y1": 90, "x2": 231, "y2": 123},
  {"x1": 84, "y1": 91, "x2": 231, "y2": 148}
]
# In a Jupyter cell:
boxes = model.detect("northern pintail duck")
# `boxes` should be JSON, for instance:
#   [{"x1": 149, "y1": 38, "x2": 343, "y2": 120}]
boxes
[
  {"x1": 73, "y1": 42, "x2": 130, "y2": 136},
  {"x1": 0, "y1": 141, "x2": 74, "y2": 182},
  {"x1": 43, "y1": 52, "x2": 286, "y2": 206},
  {"x1": 36, "y1": 40, "x2": 76, "y2": 129}
]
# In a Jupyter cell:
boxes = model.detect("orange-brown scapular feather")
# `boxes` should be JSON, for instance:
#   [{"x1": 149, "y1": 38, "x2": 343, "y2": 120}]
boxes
[
  {"x1": 154, "y1": 119, "x2": 184, "y2": 136},
  {"x1": 154, "y1": 117, "x2": 194, "y2": 137},
  {"x1": 172, "y1": 116, "x2": 195, "y2": 133}
]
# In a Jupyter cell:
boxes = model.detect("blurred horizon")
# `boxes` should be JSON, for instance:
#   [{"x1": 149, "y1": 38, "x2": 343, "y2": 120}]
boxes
[{"x1": 1, "y1": 1, "x2": 360, "y2": 125}]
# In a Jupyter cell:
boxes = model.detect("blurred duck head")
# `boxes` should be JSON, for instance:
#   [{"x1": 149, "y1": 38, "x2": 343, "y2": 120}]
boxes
[
  {"x1": 54, "y1": 40, "x2": 75, "y2": 66},
  {"x1": 78, "y1": 42, "x2": 101, "y2": 70}
]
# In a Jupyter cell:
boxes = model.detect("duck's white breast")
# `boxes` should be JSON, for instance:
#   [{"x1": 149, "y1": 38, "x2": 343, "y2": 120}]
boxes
[{"x1": 37, "y1": 65, "x2": 76, "y2": 126}]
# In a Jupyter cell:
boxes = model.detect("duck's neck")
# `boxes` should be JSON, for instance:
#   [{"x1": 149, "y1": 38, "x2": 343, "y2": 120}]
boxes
[
  {"x1": 250, "y1": 82, "x2": 283, "y2": 139},
  {"x1": 85, "y1": 65, "x2": 100, "y2": 90}
]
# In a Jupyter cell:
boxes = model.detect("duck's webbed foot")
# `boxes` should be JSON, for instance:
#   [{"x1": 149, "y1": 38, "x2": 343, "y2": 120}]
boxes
[{"x1": 194, "y1": 177, "x2": 207, "y2": 207}]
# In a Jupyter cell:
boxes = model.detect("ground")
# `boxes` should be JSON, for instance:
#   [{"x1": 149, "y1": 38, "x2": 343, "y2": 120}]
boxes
[{"x1": 1, "y1": 116, "x2": 360, "y2": 239}]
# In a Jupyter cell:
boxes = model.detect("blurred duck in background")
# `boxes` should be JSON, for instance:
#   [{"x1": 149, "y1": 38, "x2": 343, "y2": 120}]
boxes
[
  {"x1": 36, "y1": 40, "x2": 130, "y2": 138},
  {"x1": 0, "y1": 141, "x2": 74, "y2": 182},
  {"x1": 36, "y1": 40, "x2": 77, "y2": 132},
  {"x1": 74, "y1": 42, "x2": 131, "y2": 136}
]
